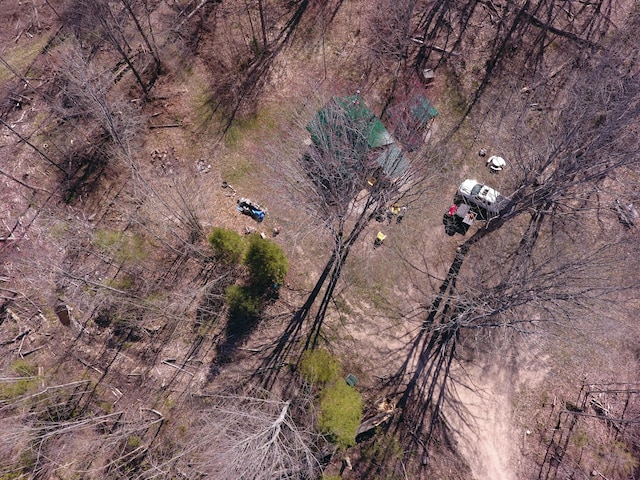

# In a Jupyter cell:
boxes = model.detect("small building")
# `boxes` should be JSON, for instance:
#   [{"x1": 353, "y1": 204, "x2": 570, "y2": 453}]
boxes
[
  {"x1": 384, "y1": 77, "x2": 439, "y2": 152},
  {"x1": 306, "y1": 94, "x2": 410, "y2": 186}
]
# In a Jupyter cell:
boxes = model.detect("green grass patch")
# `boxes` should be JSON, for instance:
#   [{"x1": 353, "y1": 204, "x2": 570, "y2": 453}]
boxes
[
  {"x1": 92, "y1": 230, "x2": 148, "y2": 264},
  {"x1": 126, "y1": 435, "x2": 142, "y2": 449},
  {"x1": 49, "y1": 222, "x2": 69, "y2": 240},
  {"x1": 99, "y1": 401, "x2": 113, "y2": 414},
  {"x1": 224, "y1": 107, "x2": 277, "y2": 149},
  {"x1": 143, "y1": 291, "x2": 165, "y2": 306},
  {"x1": 224, "y1": 125, "x2": 244, "y2": 149},
  {"x1": 0, "y1": 36, "x2": 49, "y2": 85},
  {"x1": 0, "y1": 360, "x2": 39, "y2": 400},
  {"x1": 10, "y1": 359, "x2": 37, "y2": 377},
  {"x1": 225, "y1": 119, "x2": 260, "y2": 148},
  {"x1": 192, "y1": 83, "x2": 218, "y2": 131},
  {"x1": 106, "y1": 275, "x2": 134, "y2": 290},
  {"x1": 93, "y1": 229, "x2": 122, "y2": 250},
  {"x1": 318, "y1": 381, "x2": 363, "y2": 449},
  {"x1": 333, "y1": 296, "x2": 352, "y2": 315},
  {"x1": 367, "y1": 281, "x2": 389, "y2": 310},
  {"x1": 345, "y1": 264, "x2": 396, "y2": 313},
  {"x1": 0, "y1": 378, "x2": 38, "y2": 399},
  {"x1": 222, "y1": 158, "x2": 253, "y2": 184},
  {"x1": 0, "y1": 448, "x2": 37, "y2": 480},
  {"x1": 116, "y1": 234, "x2": 148, "y2": 263},
  {"x1": 573, "y1": 430, "x2": 588, "y2": 448},
  {"x1": 361, "y1": 432, "x2": 404, "y2": 465}
]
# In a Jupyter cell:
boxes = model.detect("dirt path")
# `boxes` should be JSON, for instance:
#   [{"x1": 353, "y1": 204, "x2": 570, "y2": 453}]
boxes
[{"x1": 446, "y1": 353, "x2": 519, "y2": 480}]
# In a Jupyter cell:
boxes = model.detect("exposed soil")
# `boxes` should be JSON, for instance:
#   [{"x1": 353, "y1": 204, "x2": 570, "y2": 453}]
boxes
[
  {"x1": 2, "y1": 1, "x2": 640, "y2": 479},
  {"x1": 449, "y1": 350, "x2": 518, "y2": 479}
]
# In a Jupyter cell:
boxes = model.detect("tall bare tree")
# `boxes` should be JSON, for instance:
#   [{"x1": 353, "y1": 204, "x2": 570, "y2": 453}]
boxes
[
  {"x1": 255, "y1": 93, "x2": 425, "y2": 386},
  {"x1": 62, "y1": 0, "x2": 161, "y2": 97},
  {"x1": 153, "y1": 391, "x2": 320, "y2": 480}
]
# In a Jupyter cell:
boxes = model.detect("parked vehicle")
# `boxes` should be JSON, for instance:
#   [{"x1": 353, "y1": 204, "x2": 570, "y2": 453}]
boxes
[{"x1": 455, "y1": 179, "x2": 511, "y2": 219}]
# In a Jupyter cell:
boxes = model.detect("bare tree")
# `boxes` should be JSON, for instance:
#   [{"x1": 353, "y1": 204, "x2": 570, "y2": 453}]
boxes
[
  {"x1": 165, "y1": 391, "x2": 320, "y2": 480},
  {"x1": 62, "y1": 0, "x2": 161, "y2": 97},
  {"x1": 254, "y1": 93, "x2": 424, "y2": 386},
  {"x1": 57, "y1": 45, "x2": 143, "y2": 159},
  {"x1": 389, "y1": 5, "x2": 640, "y2": 473},
  {"x1": 361, "y1": 0, "x2": 618, "y2": 127},
  {"x1": 366, "y1": 0, "x2": 415, "y2": 68},
  {"x1": 0, "y1": 378, "x2": 165, "y2": 479}
]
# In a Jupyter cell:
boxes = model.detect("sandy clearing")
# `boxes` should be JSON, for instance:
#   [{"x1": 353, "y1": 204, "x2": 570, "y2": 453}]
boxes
[{"x1": 447, "y1": 356, "x2": 518, "y2": 480}]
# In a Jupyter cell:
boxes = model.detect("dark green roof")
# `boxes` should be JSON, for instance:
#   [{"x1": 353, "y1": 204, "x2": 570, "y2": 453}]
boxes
[
  {"x1": 307, "y1": 95, "x2": 409, "y2": 179},
  {"x1": 308, "y1": 95, "x2": 393, "y2": 148}
]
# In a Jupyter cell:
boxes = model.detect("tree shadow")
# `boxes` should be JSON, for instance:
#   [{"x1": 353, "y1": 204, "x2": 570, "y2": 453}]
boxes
[
  {"x1": 253, "y1": 198, "x2": 378, "y2": 390},
  {"x1": 202, "y1": 0, "x2": 350, "y2": 135},
  {"x1": 206, "y1": 283, "x2": 275, "y2": 380},
  {"x1": 196, "y1": 0, "x2": 345, "y2": 136},
  {"x1": 381, "y1": 246, "x2": 469, "y2": 471},
  {"x1": 252, "y1": 251, "x2": 337, "y2": 389},
  {"x1": 411, "y1": 0, "x2": 615, "y2": 140},
  {"x1": 63, "y1": 148, "x2": 109, "y2": 203}
]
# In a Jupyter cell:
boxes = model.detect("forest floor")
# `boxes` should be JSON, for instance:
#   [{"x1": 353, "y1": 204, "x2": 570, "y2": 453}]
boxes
[
  {"x1": 3, "y1": 1, "x2": 639, "y2": 479},
  {"x1": 0, "y1": 18, "x2": 528, "y2": 480}
]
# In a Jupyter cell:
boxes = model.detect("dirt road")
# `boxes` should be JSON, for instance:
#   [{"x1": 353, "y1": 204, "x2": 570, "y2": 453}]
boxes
[{"x1": 447, "y1": 354, "x2": 519, "y2": 480}]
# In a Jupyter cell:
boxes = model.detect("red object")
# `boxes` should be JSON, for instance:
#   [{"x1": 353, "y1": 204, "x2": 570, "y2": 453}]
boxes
[{"x1": 447, "y1": 204, "x2": 458, "y2": 216}]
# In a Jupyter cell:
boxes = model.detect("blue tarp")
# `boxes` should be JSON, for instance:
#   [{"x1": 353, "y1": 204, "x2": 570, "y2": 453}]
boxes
[{"x1": 237, "y1": 198, "x2": 266, "y2": 222}]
